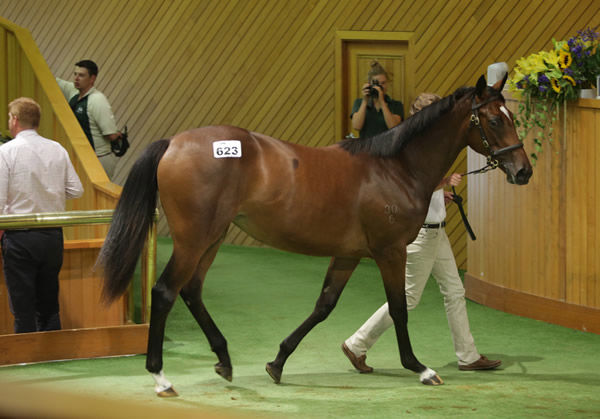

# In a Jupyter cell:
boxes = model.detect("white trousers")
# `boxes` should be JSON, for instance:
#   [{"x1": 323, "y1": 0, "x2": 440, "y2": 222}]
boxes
[{"x1": 345, "y1": 226, "x2": 480, "y2": 365}]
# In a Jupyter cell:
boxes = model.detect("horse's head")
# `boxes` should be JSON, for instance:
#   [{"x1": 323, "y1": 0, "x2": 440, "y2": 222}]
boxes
[{"x1": 467, "y1": 75, "x2": 532, "y2": 185}]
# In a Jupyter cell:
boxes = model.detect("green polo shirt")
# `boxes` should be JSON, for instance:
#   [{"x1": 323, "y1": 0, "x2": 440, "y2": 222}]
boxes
[
  {"x1": 350, "y1": 95, "x2": 405, "y2": 139},
  {"x1": 56, "y1": 78, "x2": 118, "y2": 156}
]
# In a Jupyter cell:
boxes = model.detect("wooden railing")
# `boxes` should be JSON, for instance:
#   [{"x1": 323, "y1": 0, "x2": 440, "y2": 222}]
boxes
[
  {"x1": 0, "y1": 16, "x2": 120, "y2": 240},
  {"x1": 0, "y1": 210, "x2": 157, "y2": 331},
  {"x1": 0, "y1": 209, "x2": 157, "y2": 364},
  {"x1": 466, "y1": 96, "x2": 600, "y2": 334}
]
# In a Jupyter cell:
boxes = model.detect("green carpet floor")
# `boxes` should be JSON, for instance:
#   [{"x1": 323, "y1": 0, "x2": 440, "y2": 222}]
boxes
[{"x1": 1, "y1": 237, "x2": 600, "y2": 418}]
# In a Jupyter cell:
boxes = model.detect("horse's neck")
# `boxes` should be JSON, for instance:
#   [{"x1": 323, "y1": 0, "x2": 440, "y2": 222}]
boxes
[{"x1": 399, "y1": 106, "x2": 470, "y2": 194}]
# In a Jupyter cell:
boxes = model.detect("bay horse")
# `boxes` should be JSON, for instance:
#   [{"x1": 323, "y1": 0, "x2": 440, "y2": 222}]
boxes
[{"x1": 98, "y1": 75, "x2": 532, "y2": 397}]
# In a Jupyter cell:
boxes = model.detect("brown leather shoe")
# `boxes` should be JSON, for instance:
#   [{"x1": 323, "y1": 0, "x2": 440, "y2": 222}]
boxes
[
  {"x1": 458, "y1": 355, "x2": 502, "y2": 371},
  {"x1": 341, "y1": 342, "x2": 373, "y2": 373}
]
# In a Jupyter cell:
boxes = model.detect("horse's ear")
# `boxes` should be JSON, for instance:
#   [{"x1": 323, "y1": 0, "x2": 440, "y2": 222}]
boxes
[
  {"x1": 491, "y1": 72, "x2": 508, "y2": 92},
  {"x1": 475, "y1": 75, "x2": 487, "y2": 98}
]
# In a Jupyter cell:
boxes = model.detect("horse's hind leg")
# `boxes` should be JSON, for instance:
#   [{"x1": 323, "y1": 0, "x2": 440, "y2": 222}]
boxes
[
  {"x1": 266, "y1": 257, "x2": 359, "y2": 384},
  {"x1": 180, "y1": 235, "x2": 233, "y2": 382},
  {"x1": 146, "y1": 245, "x2": 205, "y2": 397}
]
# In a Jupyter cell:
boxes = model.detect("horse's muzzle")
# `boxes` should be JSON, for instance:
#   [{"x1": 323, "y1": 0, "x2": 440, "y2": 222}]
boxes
[{"x1": 508, "y1": 167, "x2": 532, "y2": 185}]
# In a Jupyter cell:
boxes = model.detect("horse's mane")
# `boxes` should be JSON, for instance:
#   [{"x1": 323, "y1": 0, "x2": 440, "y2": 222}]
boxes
[{"x1": 339, "y1": 86, "x2": 476, "y2": 157}]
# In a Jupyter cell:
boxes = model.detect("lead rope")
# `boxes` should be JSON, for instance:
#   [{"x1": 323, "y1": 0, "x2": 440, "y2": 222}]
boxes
[
  {"x1": 451, "y1": 186, "x2": 476, "y2": 240},
  {"x1": 453, "y1": 154, "x2": 497, "y2": 240}
]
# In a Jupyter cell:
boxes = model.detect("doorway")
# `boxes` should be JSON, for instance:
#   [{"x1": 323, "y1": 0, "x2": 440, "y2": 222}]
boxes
[{"x1": 335, "y1": 31, "x2": 415, "y2": 140}]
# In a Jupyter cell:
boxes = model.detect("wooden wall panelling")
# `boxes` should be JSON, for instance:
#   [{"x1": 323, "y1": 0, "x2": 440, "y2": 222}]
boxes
[
  {"x1": 0, "y1": 27, "x2": 7, "y2": 128},
  {"x1": 257, "y1": 28, "x2": 335, "y2": 139},
  {"x1": 467, "y1": 99, "x2": 600, "y2": 333},
  {"x1": 466, "y1": 125, "x2": 565, "y2": 300},
  {"x1": 0, "y1": 240, "x2": 126, "y2": 334},
  {"x1": 205, "y1": 1, "x2": 300, "y2": 131},
  {"x1": 431, "y1": 1, "x2": 510, "y2": 93},
  {"x1": 144, "y1": 0, "x2": 239, "y2": 135},
  {"x1": 415, "y1": 0, "x2": 474, "y2": 88},
  {"x1": 179, "y1": 1, "x2": 276, "y2": 133},
  {"x1": 565, "y1": 105, "x2": 600, "y2": 307},
  {"x1": 0, "y1": 324, "x2": 148, "y2": 366},
  {"x1": 358, "y1": 0, "x2": 392, "y2": 30},
  {"x1": 232, "y1": 2, "x2": 333, "y2": 131},
  {"x1": 112, "y1": 0, "x2": 191, "y2": 131},
  {"x1": 2, "y1": 0, "x2": 598, "y2": 255},
  {"x1": 159, "y1": 0, "x2": 265, "y2": 131},
  {"x1": 5, "y1": 29, "x2": 17, "y2": 100}
]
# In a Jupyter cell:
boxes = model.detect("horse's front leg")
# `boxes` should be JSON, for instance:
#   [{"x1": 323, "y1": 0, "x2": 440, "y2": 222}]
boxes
[
  {"x1": 266, "y1": 257, "x2": 359, "y2": 384},
  {"x1": 374, "y1": 247, "x2": 443, "y2": 386}
]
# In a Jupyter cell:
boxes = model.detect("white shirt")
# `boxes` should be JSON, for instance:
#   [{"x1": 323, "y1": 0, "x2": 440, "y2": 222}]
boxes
[
  {"x1": 424, "y1": 188, "x2": 446, "y2": 224},
  {"x1": 0, "y1": 129, "x2": 84, "y2": 214}
]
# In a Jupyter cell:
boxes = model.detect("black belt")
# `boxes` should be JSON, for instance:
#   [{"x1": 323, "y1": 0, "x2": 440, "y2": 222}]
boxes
[{"x1": 422, "y1": 221, "x2": 445, "y2": 229}]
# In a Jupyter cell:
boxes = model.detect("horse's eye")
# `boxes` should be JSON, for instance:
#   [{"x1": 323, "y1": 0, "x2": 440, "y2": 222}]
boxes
[{"x1": 489, "y1": 118, "x2": 501, "y2": 127}]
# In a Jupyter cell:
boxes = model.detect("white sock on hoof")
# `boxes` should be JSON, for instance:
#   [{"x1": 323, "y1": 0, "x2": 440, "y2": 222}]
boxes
[
  {"x1": 151, "y1": 370, "x2": 173, "y2": 393},
  {"x1": 419, "y1": 367, "x2": 437, "y2": 383}
]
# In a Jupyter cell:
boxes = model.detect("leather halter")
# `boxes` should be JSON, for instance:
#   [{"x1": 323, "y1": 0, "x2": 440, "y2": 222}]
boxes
[
  {"x1": 453, "y1": 95, "x2": 525, "y2": 240},
  {"x1": 466, "y1": 96, "x2": 524, "y2": 175}
]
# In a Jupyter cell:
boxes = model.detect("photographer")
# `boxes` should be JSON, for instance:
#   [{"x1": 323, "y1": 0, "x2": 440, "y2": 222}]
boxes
[{"x1": 350, "y1": 60, "x2": 404, "y2": 138}]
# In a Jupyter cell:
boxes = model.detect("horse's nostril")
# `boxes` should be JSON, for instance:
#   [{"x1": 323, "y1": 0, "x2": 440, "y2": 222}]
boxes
[{"x1": 516, "y1": 168, "x2": 532, "y2": 184}]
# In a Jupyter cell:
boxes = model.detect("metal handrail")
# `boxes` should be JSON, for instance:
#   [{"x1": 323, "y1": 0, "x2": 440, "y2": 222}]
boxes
[
  {"x1": 0, "y1": 209, "x2": 156, "y2": 323},
  {"x1": 0, "y1": 209, "x2": 114, "y2": 229}
]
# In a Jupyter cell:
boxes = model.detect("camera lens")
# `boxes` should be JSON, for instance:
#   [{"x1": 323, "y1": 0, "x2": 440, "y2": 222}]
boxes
[{"x1": 369, "y1": 85, "x2": 378, "y2": 99}]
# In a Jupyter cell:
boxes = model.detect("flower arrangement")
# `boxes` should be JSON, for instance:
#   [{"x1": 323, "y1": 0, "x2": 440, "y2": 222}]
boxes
[{"x1": 508, "y1": 27, "x2": 599, "y2": 162}]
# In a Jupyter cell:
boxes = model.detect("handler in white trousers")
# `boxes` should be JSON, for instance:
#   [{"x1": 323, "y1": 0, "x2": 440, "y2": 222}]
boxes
[{"x1": 341, "y1": 93, "x2": 501, "y2": 373}]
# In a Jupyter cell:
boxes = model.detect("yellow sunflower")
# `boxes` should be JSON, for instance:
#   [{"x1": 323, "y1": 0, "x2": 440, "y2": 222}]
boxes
[
  {"x1": 558, "y1": 50, "x2": 572, "y2": 69},
  {"x1": 563, "y1": 75, "x2": 576, "y2": 86},
  {"x1": 551, "y1": 78, "x2": 561, "y2": 93}
]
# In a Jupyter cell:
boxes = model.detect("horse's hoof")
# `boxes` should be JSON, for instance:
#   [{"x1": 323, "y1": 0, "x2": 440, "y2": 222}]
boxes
[
  {"x1": 419, "y1": 367, "x2": 444, "y2": 386},
  {"x1": 265, "y1": 362, "x2": 282, "y2": 384},
  {"x1": 214, "y1": 363, "x2": 233, "y2": 382},
  {"x1": 157, "y1": 386, "x2": 179, "y2": 397},
  {"x1": 421, "y1": 374, "x2": 444, "y2": 386}
]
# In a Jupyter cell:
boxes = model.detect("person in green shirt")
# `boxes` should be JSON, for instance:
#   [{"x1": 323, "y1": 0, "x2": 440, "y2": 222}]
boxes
[
  {"x1": 56, "y1": 60, "x2": 124, "y2": 180},
  {"x1": 350, "y1": 60, "x2": 404, "y2": 138}
]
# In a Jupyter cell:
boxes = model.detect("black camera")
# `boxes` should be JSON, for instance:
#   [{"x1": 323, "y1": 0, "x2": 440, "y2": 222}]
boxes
[
  {"x1": 368, "y1": 80, "x2": 381, "y2": 99},
  {"x1": 111, "y1": 125, "x2": 130, "y2": 157}
]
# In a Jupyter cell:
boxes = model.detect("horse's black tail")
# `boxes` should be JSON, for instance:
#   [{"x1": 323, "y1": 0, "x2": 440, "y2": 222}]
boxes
[{"x1": 98, "y1": 139, "x2": 171, "y2": 303}]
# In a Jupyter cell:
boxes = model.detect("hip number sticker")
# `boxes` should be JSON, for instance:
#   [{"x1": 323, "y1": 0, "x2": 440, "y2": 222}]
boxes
[{"x1": 213, "y1": 140, "x2": 242, "y2": 158}]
